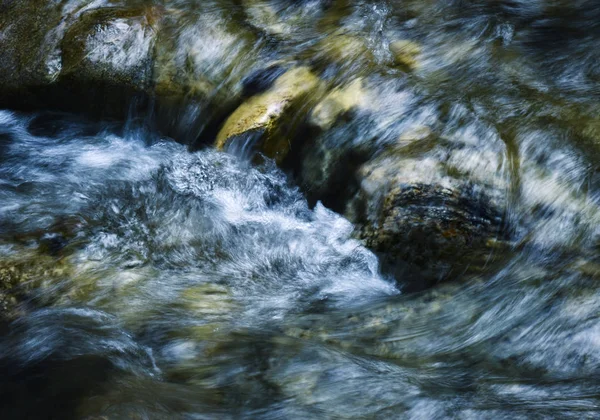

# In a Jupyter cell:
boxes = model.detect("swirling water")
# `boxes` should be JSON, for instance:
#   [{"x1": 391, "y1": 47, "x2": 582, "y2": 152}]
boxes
[{"x1": 2, "y1": 0, "x2": 600, "y2": 419}]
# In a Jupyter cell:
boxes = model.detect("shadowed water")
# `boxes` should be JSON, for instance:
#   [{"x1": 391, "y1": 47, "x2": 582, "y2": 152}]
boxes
[{"x1": 1, "y1": 106, "x2": 599, "y2": 417}]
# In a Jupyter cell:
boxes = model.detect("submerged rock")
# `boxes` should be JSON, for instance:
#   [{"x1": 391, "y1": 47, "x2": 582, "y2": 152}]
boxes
[
  {"x1": 241, "y1": 0, "x2": 328, "y2": 40},
  {"x1": 311, "y1": 31, "x2": 376, "y2": 79},
  {"x1": 0, "y1": 253, "x2": 72, "y2": 318},
  {"x1": 216, "y1": 66, "x2": 322, "y2": 163},
  {"x1": 309, "y1": 78, "x2": 369, "y2": 131},
  {"x1": 317, "y1": 32, "x2": 372, "y2": 63},
  {"x1": 389, "y1": 40, "x2": 422, "y2": 70}
]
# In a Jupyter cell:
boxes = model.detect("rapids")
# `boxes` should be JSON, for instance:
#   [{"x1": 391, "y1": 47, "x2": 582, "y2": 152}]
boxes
[{"x1": 1, "y1": 0, "x2": 600, "y2": 419}]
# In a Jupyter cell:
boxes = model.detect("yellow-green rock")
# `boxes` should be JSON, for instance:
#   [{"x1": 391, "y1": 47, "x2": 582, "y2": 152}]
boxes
[
  {"x1": 180, "y1": 283, "x2": 236, "y2": 318},
  {"x1": 311, "y1": 31, "x2": 376, "y2": 79},
  {"x1": 242, "y1": 0, "x2": 290, "y2": 37},
  {"x1": 216, "y1": 66, "x2": 322, "y2": 162}
]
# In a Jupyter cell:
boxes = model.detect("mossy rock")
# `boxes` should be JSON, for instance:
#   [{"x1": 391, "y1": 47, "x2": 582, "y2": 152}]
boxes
[
  {"x1": 0, "y1": 1, "x2": 65, "y2": 95},
  {"x1": 216, "y1": 66, "x2": 323, "y2": 163},
  {"x1": 0, "y1": 1, "x2": 256, "y2": 133},
  {"x1": 0, "y1": 2, "x2": 159, "y2": 117},
  {"x1": 152, "y1": 6, "x2": 262, "y2": 143}
]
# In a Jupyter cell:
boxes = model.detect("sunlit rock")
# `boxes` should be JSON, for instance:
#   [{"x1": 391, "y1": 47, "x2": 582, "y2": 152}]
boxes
[{"x1": 216, "y1": 66, "x2": 322, "y2": 163}]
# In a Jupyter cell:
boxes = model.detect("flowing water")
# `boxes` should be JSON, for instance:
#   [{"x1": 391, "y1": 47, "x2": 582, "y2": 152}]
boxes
[{"x1": 2, "y1": 1, "x2": 600, "y2": 418}]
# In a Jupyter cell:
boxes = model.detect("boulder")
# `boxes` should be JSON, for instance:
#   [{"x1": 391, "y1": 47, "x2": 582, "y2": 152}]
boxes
[
  {"x1": 58, "y1": 6, "x2": 159, "y2": 117},
  {"x1": 0, "y1": 1, "x2": 260, "y2": 142},
  {"x1": 0, "y1": 0, "x2": 66, "y2": 104},
  {"x1": 0, "y1": 2, "x2": 159, "y2": 117},
  {"x1": 346, "y1": 132, "x2": 509, "y2": 290}
]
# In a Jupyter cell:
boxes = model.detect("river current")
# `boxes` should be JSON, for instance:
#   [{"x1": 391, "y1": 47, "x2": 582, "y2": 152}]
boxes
[{"x1": 2, "y1": 0, "x2": 600, "y2": 419}]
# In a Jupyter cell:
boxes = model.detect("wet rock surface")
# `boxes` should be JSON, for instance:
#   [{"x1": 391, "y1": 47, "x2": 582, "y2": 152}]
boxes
[
  {"x1": 352, "y1": 178, "x2": 505, "y2": 289},
  {"x1": 344, "y1": 121, "x2": 510, "y2": 288},
  {"x1": 216, "y1": 66, "x2": 322, "y2": 163}
]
